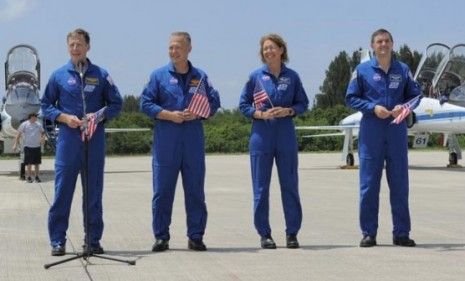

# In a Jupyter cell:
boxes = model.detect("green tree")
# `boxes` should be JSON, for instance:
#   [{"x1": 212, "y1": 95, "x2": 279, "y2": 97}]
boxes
[
  {"x1": 122, "y1": 95, "x2": 140, "y2": 112},
  {"x1": 105, "y1": 111, "x2": 153, "y2": 154},
  {"x1": 395, "y1": 45, "x2": 422, "y2": 73},
  {"x1": 315, "y1": 51, "x2": 352, "y2": 108}
]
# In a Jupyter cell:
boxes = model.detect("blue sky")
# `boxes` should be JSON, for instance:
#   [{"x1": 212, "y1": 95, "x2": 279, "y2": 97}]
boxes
[{"x1": 1, "y1": 0, "x2": 464, "y2": 109}]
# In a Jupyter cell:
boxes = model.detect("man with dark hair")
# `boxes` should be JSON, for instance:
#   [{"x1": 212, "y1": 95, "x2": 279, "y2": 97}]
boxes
[
  {"x1": 13, "y1": 113, "x2": 45, "y2": 182},
  {"x1": 346, "y1": 28, "x2": 422, "y2": 247},
  {"x1": 41, "y1": 28, "x2": 122, "y2": 256},
  {"x1": 141, "y1": 31, "x2": 220, "y2": 252}
]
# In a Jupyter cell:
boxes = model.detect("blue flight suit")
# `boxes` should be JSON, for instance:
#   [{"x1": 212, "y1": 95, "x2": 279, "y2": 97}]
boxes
[
  {"x1": 239, "y1": 64, "x2": 309, "y2": 237},
  {"x1": 42, "y1": 60, "x2": 122, "y2": 247},
  {"x1": 346, "y1": 57, "x2": 421, "y2": 238},
  {"x1": 140, "y1": 61, "x2": 220, "y2": 241}
]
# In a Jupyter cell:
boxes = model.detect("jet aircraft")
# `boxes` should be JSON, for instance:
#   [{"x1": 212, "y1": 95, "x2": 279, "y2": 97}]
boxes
[
  {"x1": 429, "y1": 44, "x2": 465, "y2": 107},
  {"x1": 0, "y1": 44, "x2": 41, "y2": 154}
]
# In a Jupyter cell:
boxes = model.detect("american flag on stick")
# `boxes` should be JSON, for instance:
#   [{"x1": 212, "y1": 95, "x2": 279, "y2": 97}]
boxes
[
  {"x1": 81, "y1": 106, "x2": 106, "y2": 141},
  {"x1": 391, "y1": 95, "x2": 421, "y2": 125},
  {"x1": 187, "y1": 77, "x2": 211, "y2": 118},
  {"x1": 253, "y1": 79, "x2": 273, "y2": 110}
]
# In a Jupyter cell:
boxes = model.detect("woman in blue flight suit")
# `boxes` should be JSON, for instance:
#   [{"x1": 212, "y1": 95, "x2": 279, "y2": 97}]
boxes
[
  {"x1": 239, "y1": 33, "x2": 309, "y2": 249},
  {"x1": 41, "y1": 29, "x2": 122, "y2": 256},
  {"x1": 346, "y1": 29, "x2": 421, "y2": 247}
]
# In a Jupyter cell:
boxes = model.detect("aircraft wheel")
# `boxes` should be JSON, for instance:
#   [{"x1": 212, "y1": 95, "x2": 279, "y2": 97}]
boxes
[
  {"x1": 346, "y1": 153, "x2": 355, "y2": 166},
  {"x1": 449, "y1": 152, "x2": 458, "y2": 166}
]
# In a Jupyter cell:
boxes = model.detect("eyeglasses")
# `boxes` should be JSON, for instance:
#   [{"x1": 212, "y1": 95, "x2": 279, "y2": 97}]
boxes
[{"x1": 263, "y1": 45, "x2": 279, "y2": 51}]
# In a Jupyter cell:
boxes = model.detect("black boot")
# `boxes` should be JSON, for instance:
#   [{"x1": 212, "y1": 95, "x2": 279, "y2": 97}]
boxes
[
  {"x1": 286, "y1": 235, "x2": 300, "y2": 249},
  {"x1": 393, "y1": 236, "x2": 416, "y2": 247},
  {"x1": 260, "y1": 235, "x2": 277, "y2": 249},
  {"x1": 359, "y1": 236, "x2": 377, "y2": 247},
  {"x1": 188, "y1": 239, "x2": 207, "y2": 251},
  {"x1": 152, "y1": 239, "x2": 169, "y2": 252}
]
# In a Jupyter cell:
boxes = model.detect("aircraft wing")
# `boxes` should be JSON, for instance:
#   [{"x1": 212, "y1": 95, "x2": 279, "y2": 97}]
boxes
[
  {"x1": 302, "y1": 132, "x2": 345, "y2": 138},
  {"x1": 105, "y1": 128, "x2": 151, "y2": 133},
  {"x1": 295, "y1": 125, "x2": 359, "y2": 131}
]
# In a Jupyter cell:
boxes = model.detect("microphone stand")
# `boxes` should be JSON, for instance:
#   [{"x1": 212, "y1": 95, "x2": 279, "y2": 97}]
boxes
[{"x1": 44, "y1": 61, "x2": 135, "y2": 269}]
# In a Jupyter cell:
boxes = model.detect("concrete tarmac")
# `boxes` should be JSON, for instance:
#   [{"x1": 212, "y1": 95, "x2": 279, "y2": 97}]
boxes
[{"x1": 0, "y1": 151, "x2": 464, "y2": 281}]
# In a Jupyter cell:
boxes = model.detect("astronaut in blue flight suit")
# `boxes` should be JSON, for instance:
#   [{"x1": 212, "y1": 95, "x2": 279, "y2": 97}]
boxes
[
  {"x1": 345, "y1": 29, "x2": 421, "y2": 247},
  {"x1": 140, "y1": 32, "x2": 220, "y2": 252},
  {"x1": 239, "y1": 34, "x2": 309, "y2": 249},
  {"x1": 41, "y1": 29, "x2": 122, "y2": 256}
]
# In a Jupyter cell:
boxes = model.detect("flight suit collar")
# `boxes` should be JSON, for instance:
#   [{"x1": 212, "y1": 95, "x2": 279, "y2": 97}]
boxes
[
  {"x1": 370, "y1": 57, "x2": 398, "y2": 73},
  {"x1": 261, "y1": 63, "x2": 288, "y2": 77},
  {"x1": 168, "y1": 60, "x2": 193, "y2": 75},
  {"x1": 65, "y1": 59, "x2": 95, "y2": 74}
]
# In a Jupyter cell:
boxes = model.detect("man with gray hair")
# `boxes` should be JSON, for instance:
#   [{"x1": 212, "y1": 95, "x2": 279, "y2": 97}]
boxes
[{"x1": 141, "y1": 31, "x2": 220, "y2": 252}]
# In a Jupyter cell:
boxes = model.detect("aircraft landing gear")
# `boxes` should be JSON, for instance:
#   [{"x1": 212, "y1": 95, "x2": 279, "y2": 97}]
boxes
[
  {"x1": 346, "y1": 153, "x2": 355, "y2": 166},
  {"x1": 20, "y1": 162, "x2": 25, "y2": 180},
  {"x1": 449, "y1": 152, "x2": 458, "y2": 166},
  {"x1": 340, "y1": 153, "x2": 357, "y2": 169},
  {"x1": 446, "y1": 135, "x2": 462, "y2": 168},
  {"x1": 447, "y1": 152, "x2": 462, "y2": 168}
]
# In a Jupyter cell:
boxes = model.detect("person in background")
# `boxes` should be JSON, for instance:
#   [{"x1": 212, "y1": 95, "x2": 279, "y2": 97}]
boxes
[{"x1": 13, "y1": 113, "x2": 45, "y2": 183}]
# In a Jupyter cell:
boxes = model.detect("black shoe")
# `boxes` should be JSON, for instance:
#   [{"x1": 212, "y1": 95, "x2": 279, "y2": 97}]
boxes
[
  {"x1": 82, "y1": 244, "x2": 105, "y2": 254},
  {"x1": 188, "y1": 239, "x2": 207, "y2": 251},
  {"x1": 26, "y1": 177, "x2": 33, "y2": 183},
  {"x1": 152, "y1": 239, "x2": 169, "y2": 252},
  {"x1": 393, "y1": 236, "x2": 416, "y2": 247},
  {"x1": 34, "y1": 176, "x2": 41, "y2": 183},
  {"x1": 286, "y1": 235, "x2": 300, "y2": 249},
  {"x1": 51, "y1": 245, "x2": 66, "y2": 256},
  {"x1": 260, "y1": 235, "x2": 277, "y2": 249},
  {"x1": 359, "y1": 236, "x2": 377, "y2": 247}
]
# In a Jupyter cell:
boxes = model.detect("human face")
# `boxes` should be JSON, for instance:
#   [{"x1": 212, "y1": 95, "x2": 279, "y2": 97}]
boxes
[
  {"x1": 67, "y1": 34, "x2": 90, "y2": 65},
  {"x1": 371, "y1": 33, "x2": 393, "y2": 58},
  {"x1": 169, "y1": 35, "x2": 191, "y2": 65},
  {"x1": 262, "y1": 39, "x2": 284, "y2": 66}
]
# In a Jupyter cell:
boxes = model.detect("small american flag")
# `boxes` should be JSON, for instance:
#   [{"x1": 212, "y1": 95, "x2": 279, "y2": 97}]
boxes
[
  {"x1": 187, "y1": 77, "x2": 211, "y2": 118},
  {"x1": 391, "y1": 95, "x2": 421, "y2": 125},
  {"x1": 81, "y1": 106, "x2": 106, "y2": 141},
  {"x1": 253, "y1": 80, "x2": 270, "y2": 110}
]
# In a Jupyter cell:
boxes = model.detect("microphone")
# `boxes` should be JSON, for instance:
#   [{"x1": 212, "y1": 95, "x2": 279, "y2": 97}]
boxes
[
  {"x1": 77, "y1": 60, "x2": 85, "y2": 79},
  {"x1": 77, "y1": 60, "x2": 88, "y2": 133}
]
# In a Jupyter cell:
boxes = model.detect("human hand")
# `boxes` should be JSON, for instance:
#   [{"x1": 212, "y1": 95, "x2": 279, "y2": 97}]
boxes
[
  {"x1": 170, "y1": 111, "x2": 185, "y2": 123},
  {"x1": 182, "y1": 109, "x2": 199, "y2": 121},
  {"x1": 374, "y1": 105, "x2": 392, "y2": 119},
  {"x1": 391, "y1": 105, "x2": 404, "y2": 118},
  {"x1": 268, "y1": 107, "x2": 294, "y2": 118},
  {"x1": 64, "y1": 114, "x2": 83, "y2": 128},
  {"x1": 255, "y1": 109, "x2": 275, "y2": 120}
]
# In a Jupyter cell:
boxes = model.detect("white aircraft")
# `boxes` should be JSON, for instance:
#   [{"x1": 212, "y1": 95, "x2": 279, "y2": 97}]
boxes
[
  {"x1": 429, "y1": 44, "x2": 465, "y2": 107},
  {"x1": 298, "y1": 43, "x2": 465, "y2": 167},
  {"x1": 0, "y1": 44, "x2": 41, "y2": 153}
]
